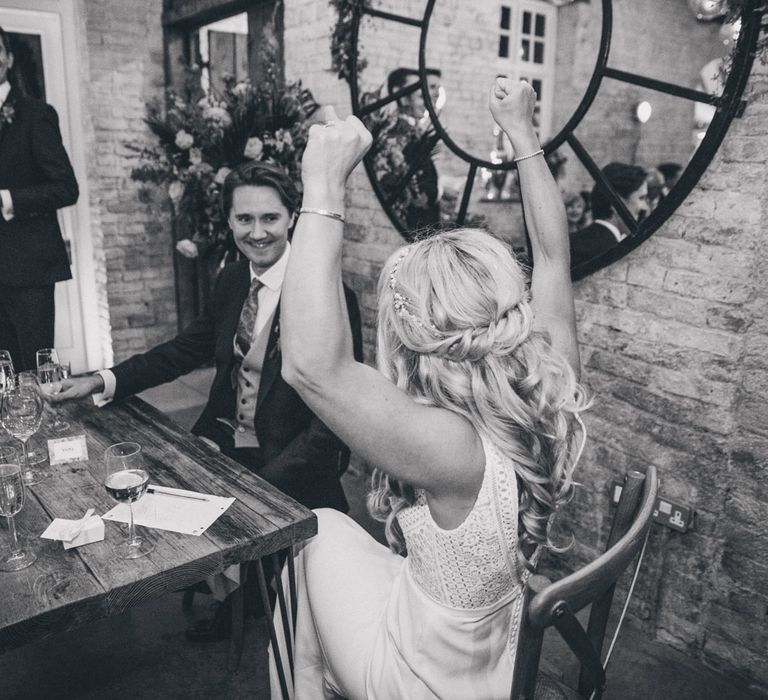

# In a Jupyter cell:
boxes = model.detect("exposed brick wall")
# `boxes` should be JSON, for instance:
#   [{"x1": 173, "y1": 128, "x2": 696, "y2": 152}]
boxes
[
  {"x1": 560, "y1": 54, "x2": 768, "y2": 692},
  {"x1": 77, "y1": 0, "x2": 177, "y2": 363},
  {"x1": 286, "y1": 0, "x2": 768, "y2": 693}
]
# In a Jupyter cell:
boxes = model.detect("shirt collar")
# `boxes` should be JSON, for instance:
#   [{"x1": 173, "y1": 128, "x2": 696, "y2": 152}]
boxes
[
  {"x1": 594, "y1": 219, "x2": 624, "y2": 242},
  {"x1": 0, "y1": 81, "x2": 11, "y2": 106},
  {"x1": 249, "y1": 240, "x2": 290, "y2": 291}
]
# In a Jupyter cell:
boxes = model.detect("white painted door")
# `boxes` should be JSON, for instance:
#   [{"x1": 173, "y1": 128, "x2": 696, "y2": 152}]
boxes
[{"x1": 0, "y1": 2, "x2": 103, "y2": 374}]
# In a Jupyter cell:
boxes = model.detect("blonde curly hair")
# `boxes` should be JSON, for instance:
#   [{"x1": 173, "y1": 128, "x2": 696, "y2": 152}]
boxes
[{"x1": 367, "y1": 229, "x2": 588, "y2": 565}]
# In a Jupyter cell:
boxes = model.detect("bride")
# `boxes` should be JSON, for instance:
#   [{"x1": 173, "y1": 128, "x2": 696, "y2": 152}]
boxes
[{"x1": 271, "y1": 78, "x2": 588, "y2": 700}]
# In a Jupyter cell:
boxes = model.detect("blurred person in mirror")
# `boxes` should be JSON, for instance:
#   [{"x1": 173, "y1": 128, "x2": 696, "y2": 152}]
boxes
[
  {"x1": 385, "y1": 67, "x2": 443, "y2": 230},
  {"x1": 0, "y1": 26, "x2": 78, "y2": 371},
  {"x1": 50, "y1": 161, "x2": 363, "y2": 639},
  {"x1": 562, "y1": 189, "x2": 590, "y2": 234},
  {"x1": 658, "y1": 161, "x2": 682, "y2": 193},
  {"x1": 269, "y1": 78, "x2": 587, "y2": 699},
  {"x1": 570, "y1": 162, "x2": 648, "y2": 269}
]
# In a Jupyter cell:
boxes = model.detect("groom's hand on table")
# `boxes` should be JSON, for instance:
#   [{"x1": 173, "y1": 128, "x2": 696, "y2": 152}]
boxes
[{"x1": 47, "y1": 375, "x2": 105, "y2": 403}]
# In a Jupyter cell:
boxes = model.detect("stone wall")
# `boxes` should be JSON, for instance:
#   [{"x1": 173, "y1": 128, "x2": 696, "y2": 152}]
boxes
[
  {"x1": 286, "y1": 0, "x2": 768, "y2": 693},
  {"x1": 77, "y1": 0, "x2": 177, "y2": 363}
]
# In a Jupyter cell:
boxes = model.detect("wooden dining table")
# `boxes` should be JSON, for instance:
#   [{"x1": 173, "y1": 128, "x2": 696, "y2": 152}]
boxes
[{"x1": 0, "y1": 395, "x2": 315, "y2": 699}]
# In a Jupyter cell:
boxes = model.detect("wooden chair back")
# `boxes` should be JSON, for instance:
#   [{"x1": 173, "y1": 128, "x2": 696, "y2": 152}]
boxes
[{"x1": 510, "y1": 467, "x2": 659, "y2": 700}]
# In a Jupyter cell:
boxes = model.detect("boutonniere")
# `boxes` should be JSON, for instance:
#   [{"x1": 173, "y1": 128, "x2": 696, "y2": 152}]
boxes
[{"x1": 1, "y1": 102, "x2": 14, "y2": 126}]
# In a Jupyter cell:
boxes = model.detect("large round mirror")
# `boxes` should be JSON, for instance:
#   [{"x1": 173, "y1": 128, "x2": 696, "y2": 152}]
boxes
[{"x1": 345, "y1": 0, "x2": 763, "y2": 279}]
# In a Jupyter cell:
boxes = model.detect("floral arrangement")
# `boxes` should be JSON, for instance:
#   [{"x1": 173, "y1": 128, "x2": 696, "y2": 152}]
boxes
[
  {"x1": 329, "y1": 0, "x2": 370, "y2": 83},
  {"x1": 130, "y1": 66, "x2": 318, "y2": 260}
]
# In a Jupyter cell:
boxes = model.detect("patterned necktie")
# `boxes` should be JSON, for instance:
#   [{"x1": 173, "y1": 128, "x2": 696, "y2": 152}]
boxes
[{"x1": 235, "y1": 278, "x2": 263, "y2": 357}]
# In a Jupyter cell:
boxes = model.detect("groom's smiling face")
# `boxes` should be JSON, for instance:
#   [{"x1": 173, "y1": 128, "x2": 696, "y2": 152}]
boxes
[
  {"x1": 229, "y1": 185, "x2": 293, "y2": 275},
  {"x1": 0, "y1": 35, "x2": 13, "y2": 87}
]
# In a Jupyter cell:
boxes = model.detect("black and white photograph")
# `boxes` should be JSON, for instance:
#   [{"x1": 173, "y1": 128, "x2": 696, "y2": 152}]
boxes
[{"x1": 0, "y1": 1, "x2": 766, "y2": 698}]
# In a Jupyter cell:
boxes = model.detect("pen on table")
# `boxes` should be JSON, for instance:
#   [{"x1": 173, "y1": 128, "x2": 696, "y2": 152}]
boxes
[{"x1": 147, "y1": 487, "x2": 209, "y2": 502}]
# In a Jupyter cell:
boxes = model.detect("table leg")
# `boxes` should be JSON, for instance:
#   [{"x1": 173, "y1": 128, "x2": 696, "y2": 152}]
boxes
[
  {"x1": 256, "y1": 549, "x2": 295, "y2": 700},
  {"x1": 228, "y1": 564, "x2": 246, "y2": 672}
]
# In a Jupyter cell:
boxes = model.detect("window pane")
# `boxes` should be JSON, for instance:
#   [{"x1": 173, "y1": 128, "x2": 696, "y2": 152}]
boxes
[
  {"x1": 535, "y1": 14, "x2": 546, "y2": 37},
  {"x1": 533, "y1": 41, "x2": 544, "y2": 64},
  {"x1": 499, "y1": 35, "x2": 509, "y2": 59},
  {"x1": 532, "y1": 79, "x2": 542, "y2": 97},
  {"x1": 522, "y1": 11, "x2": 531, "y2": 35},
  {"x1": 501, "y1": 5, "x2": 511, "y2": 30},
  {"x1": 521, "y1": 39, "x2": 530, "y2": 62}
]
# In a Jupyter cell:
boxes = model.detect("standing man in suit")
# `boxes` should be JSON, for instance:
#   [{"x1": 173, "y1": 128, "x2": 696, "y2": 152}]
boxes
[
  {"x1": 54, "y1": 161, "x2": 362, "y2": 513},
  {"x1": 570, "y1": 162, "x2": 648, "y2": 269},
  {"x1": 0, "y1": 26, "x2": 79, "y2": 371}
]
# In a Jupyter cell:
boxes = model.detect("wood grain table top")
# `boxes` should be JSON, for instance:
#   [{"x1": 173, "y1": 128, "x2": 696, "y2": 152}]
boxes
[{"x1": 0, "y1": 396, "x2": 316, "y2": 653}]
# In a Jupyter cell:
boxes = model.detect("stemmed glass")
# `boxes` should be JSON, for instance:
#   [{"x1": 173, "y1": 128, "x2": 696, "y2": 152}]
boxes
[
  {"x1": 104, "y1": 442, "x2": 154, "y2": 559},
  {"x1": 1, "y1": 381, "x2": 45, "y2": 486},
  {"x1": 0, "y1": 447, "x2": 37, "y2": 571},
  {"x1": 0, "y1": 350, "x2": 15, "y2": 445},
  {"x1": 0, "y1": 350, "x2": 14, "y2": 395},
  {"x1": 36, "y1": 348, "x2": 70, "y2": 433}
]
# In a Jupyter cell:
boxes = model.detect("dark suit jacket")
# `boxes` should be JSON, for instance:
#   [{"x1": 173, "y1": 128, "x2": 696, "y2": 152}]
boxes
[
  {"x1": 110, "y1": 259, "x2": 363, "y2": 512},
  {"x1": 0, "y1": 89, "x2": 78, "y2": 286},
  {"x1": 569, "y1": 221, "x2": 620, "y2": 269}
]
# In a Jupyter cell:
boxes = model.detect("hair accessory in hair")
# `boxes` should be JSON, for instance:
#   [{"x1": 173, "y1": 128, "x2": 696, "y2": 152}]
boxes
[{"x1": 388, "y1": 246, "x2": 443, "y2": 337}]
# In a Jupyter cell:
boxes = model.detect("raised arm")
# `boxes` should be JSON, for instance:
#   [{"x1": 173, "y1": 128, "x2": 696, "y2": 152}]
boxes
[
  {"x1": 489, "y1": 79, "x2": 580, "y2": 377},
  {"x1": 280, "y1": 109, "x2": 482, "y2": 499}
]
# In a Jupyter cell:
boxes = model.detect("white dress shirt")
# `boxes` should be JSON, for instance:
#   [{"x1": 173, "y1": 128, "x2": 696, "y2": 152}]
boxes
[
  {"x1": 94, "y1": 242, "x2": 291, "y2": 405},
  {"x1": 0, "y1": 80, "x2": 13, "y2": 222},
  {"x1": 593, "y1": 218, "x2": 625, "y2": 242}
]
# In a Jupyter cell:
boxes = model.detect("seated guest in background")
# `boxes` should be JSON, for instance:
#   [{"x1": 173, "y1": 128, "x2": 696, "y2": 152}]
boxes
[
  {"x1": 0, "y1": 26, "x2": 79, "y2": 371},
  {"x1": 570, "y1": 162, "x2": 648, "y2": 269},
  {"x1": 269, "y1": 79, "x2": 587, "y2": 699},
  {"x1": 563, "y1": 189, "x2": 590, "y2": 233},
  {"x1": 645, "y1": 167, "x2": 666, "y2": 211},
  {"x1": 52, "y1": 161, "x2": 363, "y2": 637},
  {"x1": 658, "y1": 161, "x2": 683, "y2": 193}
]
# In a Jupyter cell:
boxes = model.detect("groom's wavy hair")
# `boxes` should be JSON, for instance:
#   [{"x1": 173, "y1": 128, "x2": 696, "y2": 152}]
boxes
[
  {"x1": 367, "y1": 229, "x2": 588, "y2": 565},
  {"x1": 221, "y1": 161, "x2": 300, "y2": 218}
]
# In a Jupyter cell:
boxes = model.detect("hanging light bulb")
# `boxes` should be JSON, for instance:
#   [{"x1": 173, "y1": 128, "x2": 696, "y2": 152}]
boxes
[
  {"x1": 635, "y1": 101, "x2": 652, "y2": 124},
  {"x1": 687, "y1": 0, "x2": 728, "y2": 21}
]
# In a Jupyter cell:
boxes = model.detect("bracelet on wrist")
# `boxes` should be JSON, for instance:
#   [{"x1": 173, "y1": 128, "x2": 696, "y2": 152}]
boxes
[
  {"x1": 299, "y1": 207, "x2": 346, "y2": 223},
  {"x1": 513, "y1": 148, "x2": 544, "y2": 164}
]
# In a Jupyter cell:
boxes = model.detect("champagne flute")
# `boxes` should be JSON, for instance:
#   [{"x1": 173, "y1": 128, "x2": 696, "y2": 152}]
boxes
[
  {"x1": 0, "y1": 350, "x2": 15, "y2": 445},
  {"x1": 0, "y1": 350, "x2": 14, "y2": 395},
  {"x1": 104, "y1": 442, "x2": 154, "y2": 559},
  {"x1": 0, "y1": 454, "x2": 37, "y2": 572},
  {"x1": 1, "y1": 384, "x2": 45, "y2": 486},
  {"x1": 36, "y1": 348, "x2": 70, "y2": 433}
]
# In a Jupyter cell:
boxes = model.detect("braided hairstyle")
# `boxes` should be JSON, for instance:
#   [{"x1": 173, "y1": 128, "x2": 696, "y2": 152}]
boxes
[{"x1": 367, "y1": 229, "x2": 588, "y2": 566}]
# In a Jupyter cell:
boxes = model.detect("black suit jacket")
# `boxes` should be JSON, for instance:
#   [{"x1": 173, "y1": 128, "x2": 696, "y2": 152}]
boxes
[
  {"x1": 569, "y1": 221, "x2": 620, "y2": 269},
  {"x1": 0, "y1": 89, "x2": 78, "y2": 286},
  {"x1": 110, "y1": 259, "x2": 363, "y2": 512}
]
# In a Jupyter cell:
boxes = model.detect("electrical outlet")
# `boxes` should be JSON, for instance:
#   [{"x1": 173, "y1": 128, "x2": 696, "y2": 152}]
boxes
[{"x1": 611, "y1": 482, "x2": 694, "y2": 533}]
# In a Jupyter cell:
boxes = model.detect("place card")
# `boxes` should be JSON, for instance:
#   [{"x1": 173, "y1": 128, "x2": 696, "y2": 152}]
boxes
[
  {"x1": 102, "y1": 484, "x2": 235, "y2": 536},
  {"x1": 48, "y1": 434, "x2": 89, "y2": 465}
]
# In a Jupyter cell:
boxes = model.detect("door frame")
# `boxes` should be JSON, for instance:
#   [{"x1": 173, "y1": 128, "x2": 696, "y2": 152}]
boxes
[{"x1": 0, "y1": 0, "x2": 107, "y2": 372}]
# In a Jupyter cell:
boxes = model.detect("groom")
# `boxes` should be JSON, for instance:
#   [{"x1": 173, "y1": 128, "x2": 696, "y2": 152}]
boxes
[
  {"x1": 0, "y1": 26, "x2": 79, "y2": 371},
  {"x1": 55, "y1": 161, "x2": 362, "y2": 512},
  {"x1": 54, "y1": 161, "x2": 363, "y2": 638}
]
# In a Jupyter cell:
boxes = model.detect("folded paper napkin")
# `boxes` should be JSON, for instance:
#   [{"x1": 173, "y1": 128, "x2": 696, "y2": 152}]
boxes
[{"x1": 41, "y1": 514, "x2": 105, "y2": 550}]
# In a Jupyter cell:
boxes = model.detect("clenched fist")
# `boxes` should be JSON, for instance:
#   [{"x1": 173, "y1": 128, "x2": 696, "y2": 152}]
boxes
[
  {"x1": 301, "y1": 106, "x2": 373, "y2": 208},
  {"x1": 488, "y1": 78, "x2": 538, "y2": 145}
]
